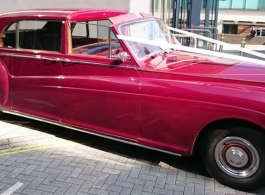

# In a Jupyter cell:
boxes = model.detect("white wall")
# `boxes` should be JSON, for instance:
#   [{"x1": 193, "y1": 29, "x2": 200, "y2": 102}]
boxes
[
  {"x1": 129, "y1": 0, "x2": 151, "y2": 14},
  {"x1": 217, "y1": 10, "x2": 265, "y2": 33},
  {"x1": 0, "y1": 0, "x2": 132, "y2": 14}
]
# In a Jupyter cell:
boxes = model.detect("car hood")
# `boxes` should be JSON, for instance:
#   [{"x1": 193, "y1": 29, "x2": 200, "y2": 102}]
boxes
[{"x1": 145, "y1": 51, "x2": 265, "y2": 83}]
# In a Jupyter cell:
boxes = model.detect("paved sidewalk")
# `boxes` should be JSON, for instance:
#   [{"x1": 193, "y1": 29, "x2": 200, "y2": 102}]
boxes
[{"x1": 0, "y1": 114, "x2": 264, "y2": 195}]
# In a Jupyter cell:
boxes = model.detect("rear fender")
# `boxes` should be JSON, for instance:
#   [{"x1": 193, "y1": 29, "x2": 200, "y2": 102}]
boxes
[{"x1": 0, "y1": 60, "x2": 9, "y2": 108}]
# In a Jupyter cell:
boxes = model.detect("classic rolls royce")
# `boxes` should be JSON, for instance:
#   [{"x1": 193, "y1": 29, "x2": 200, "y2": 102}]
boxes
[{"x1": 0, "y1": 8, "x2": 265, "y2": 191}]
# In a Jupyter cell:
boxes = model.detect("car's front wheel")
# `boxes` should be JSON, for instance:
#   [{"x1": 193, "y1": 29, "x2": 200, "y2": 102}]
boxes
[{"x1": 201, "y1": 127, "x2": 265, "y2": 191}]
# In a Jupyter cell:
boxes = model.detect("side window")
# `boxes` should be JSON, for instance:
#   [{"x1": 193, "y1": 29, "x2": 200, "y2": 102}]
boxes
[
  {"x1": 18, "y1": 20, "x2": 62, "y2": 52},
  {"x1": 0, "y1": 23, "x2": 16, "y2": 49},
  {"x1": 71, "y1": 20, "x2": 123, "y2": 57}
]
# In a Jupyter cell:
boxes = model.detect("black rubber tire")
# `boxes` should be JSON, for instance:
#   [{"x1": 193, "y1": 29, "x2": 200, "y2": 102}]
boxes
[{"x1": 201, "y1": 127, "x2": 265, "y2": 191}]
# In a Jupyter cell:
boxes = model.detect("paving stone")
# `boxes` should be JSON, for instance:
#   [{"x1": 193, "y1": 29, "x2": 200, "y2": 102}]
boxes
[
  {"x1": 115, "y1": 180, "x2": 134, "y2": 189},
  {"x1": 186, "y1": 177, "x2": 205, "y2": 185},
  {"x1": 215, "y1": 186, "x2": 236, "y2": 194},
  {"x1": 143, "y1": 180, "x2": 155, "y2": 192},
  {"x1": 129, "y1": 167, "x2": 141, "y2": 178},
  {"x1": 79, "y1": 180, "x2": 94, "y2": 193},
  {"x1": 30, "y1": 170, "x2": 50, "y2": 178},
  {"x1": 105, "y1": 173, "x2": 118, "y2": 185},
  {"x1": 64, "y1": 184, "x2": 81, "y2": 195},
  {"x1": 35, "y1": 162, "x2": 50, "y2": 172},
  {"x1": 3, "y1": 157, "x2": 19, "y2": 166},
  {"x1": 69, "y1": 167, "x2": 83, "y2": 178},
  {"x1": 54, "y1": 187, "x2": 68, "y2": 195},
  {"x1": 195, "y1": 183, "x2": 205, "y2": 195},
  {"x1": 21, "y1": 188, "x2": 43, "y2": 195},
  {"x1": 166, "y1": 174, "x2": 177, "y2": 184},
  {"x1": 37, "y1": 184, "x2": 58, "y2": 193},
  {"x1": 92, "y1": 177, "x2": 107, "y2": 188},
  {"x1": 140, "y1": 165, "x2": 151, "y2": 174},
  {"x1": 78, "y1": 173, "x2": 97, "y2": 182},
  {"x1": 117, "y1": 170, "x2": 130, "y2": 181},
  {"x1": 65, "y1": 177, "x2": 85, "y2": 185},
  {"x1": 153, "y1": 187, "x2": 174, "y2": 195},
  {"x1": 28, "y1": 177, "x2": 45, "y2": 189},
  {"x1": 94, "y1": 162, "x2": 107, "y2": 171},
  {"x1": 61, "y1": 156, "x2": 75, "y2": 166},
  {"x1": 42, "y1": 192, "x2": 53, "y2": 195},
  {"x1": 126, "y1": 177, "x2": 146, "y2": 185},
  {"x1": 175, "y1": 180, "x2": 195, "y2": 188},
  {"x1": 177, "y1": 171, "x2": 187, "y2": 182},
  {"x1": 0, "y1": 183, "x2": 7, "y2": 190},
  {"x1": 102, "y1": 184, "x2": 122, "y2": 192},
  {"x1": 50, "y1": 180, "x2": 70, "y2": 189},
  {"x1": 16, "y1": 174, "x2": 36, "y2": 182},
  {"x1": 56, "y1": 170, "x2": 71, "y2": 181},
  {"x1": 0, "y1": 170, "x2": 10, "y2": 180},
  {"x1": 155, "y1": 177, "x2": 166, "y2": 188},
  {"x1": 184, "y1": 186, "x2": 195, "y2": 195},
  {"x1": 138, "y1": 174, "x2": 157, "y2": 182},
  {"x1": 103, "y1": 167, "x2": 121, "y2": 175},
  {"x1": 89, "y1": 187, "x2": 110, "y2": 195},
  {"x1": 48, "y1": 159, "x2": 62, "y2": 169},
  {"x1": 120, "y1": 187, "x2": 132, "y2": 195},
  {"x1": 166, "y1": 184, "x2": 185, "y2": 191},
  {"x1": 21, "y1": 164, "x2": 37, "y2": 175}
]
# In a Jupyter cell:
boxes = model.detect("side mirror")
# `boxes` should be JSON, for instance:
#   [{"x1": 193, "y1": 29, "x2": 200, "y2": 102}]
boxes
[{"x1": 117, "y1": 51, "x2": 131, "y2": 61}]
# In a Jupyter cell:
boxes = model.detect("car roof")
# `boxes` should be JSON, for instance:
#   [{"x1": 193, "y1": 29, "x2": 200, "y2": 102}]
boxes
[{"x1": 0, "y1": 8, "x2": 127, "y2": 21}]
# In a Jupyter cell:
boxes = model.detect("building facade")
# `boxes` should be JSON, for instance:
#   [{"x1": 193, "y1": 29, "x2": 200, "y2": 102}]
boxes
[
  {"x1": 0, "y1": 0, "x2": 151, "y2": 15},
  {"x1": 0, "y1": 0, "x2": 264, "y2": 37},
  {"x1": 219, "y1": 0, "x2": 265, "y2": 35}
]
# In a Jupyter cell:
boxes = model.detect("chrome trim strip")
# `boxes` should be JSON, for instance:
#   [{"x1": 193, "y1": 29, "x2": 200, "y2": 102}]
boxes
[
  {"x1": 12, "y1": 53, "x2": 64, "y2": 62},
  {"x1": 1, "y1": 52, "x2": 136, "y2": 70},
  {"x1": 63, "y1": 58, "x2": 137, "y2": 70},
  {"x1": 3, "y1": 110, "x2": 181, "y2": 157},
  {"x1": 0, "y1": 53, "x2": 12, "y2": 57},
  {"x1": 15, "y1": 22, "x2": 19, "y2": 49}
]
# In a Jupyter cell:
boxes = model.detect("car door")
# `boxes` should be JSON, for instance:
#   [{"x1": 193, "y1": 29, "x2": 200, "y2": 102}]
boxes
[
  {"x1": 11, "y1": 20, "x2": 63, "y2": 121},
  {"x1": 61, "y1": 20, "x2": 141, "y2": 141}
]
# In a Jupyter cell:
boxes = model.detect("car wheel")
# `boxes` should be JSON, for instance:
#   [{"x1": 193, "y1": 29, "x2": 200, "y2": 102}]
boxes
[{"x1": 201, "y1": 127, "x2": 265, "y2": 191}]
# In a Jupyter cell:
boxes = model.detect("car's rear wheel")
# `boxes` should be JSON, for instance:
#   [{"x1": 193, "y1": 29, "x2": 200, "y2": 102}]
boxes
[{"x1": 201, "y1": 127, "x2": 265, "y2": 191}]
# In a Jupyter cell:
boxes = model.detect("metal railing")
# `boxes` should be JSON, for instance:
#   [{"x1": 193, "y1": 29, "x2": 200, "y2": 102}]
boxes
[{"x1": 168, "y1": 26, "x2": 265, "y2": 60}]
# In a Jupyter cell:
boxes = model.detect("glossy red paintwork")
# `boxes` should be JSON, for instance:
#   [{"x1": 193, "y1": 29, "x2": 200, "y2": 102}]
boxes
[{"x1": 0, "y1": 9, "x2": 265, "y2": 157}]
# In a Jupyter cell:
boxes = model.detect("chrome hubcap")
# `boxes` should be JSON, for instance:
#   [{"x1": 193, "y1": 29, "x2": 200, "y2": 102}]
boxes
[{"x1": 215, "y1": 136, "x2": 260, "y2": 178}]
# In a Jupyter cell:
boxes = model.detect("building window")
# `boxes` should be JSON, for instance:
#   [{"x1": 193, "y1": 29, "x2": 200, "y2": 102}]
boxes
[
  {"x1": 260, "y1": 0, "x2": 265, "y2": 9},
  {"x1": 223, "y1": 24, "x2": 238, "y2": 34},
  {"x1": 219, "y1": 0, "x2": 232, "y2": 9},
  {"x1": 245, "y1": 0, "x2": 259, "y2": 9}
]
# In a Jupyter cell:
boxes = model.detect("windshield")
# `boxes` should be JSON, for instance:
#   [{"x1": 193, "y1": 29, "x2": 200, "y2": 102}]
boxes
[{"x1": 119, "y1": 19, "x2": 175, "y2": 59}]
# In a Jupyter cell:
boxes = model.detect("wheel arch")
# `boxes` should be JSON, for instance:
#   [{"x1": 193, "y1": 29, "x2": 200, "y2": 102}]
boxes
[
  {"x1": 192, "y1": 118, "x2": 265, "y2": 156},
  {"x1": 0, "y1": 59, "x2": 9, "y2": 108}
]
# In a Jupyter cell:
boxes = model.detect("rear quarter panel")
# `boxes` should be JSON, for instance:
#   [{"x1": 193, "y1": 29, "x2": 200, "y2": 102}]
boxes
[{"x1": 0, "y1": 58, "x2": 10, "y2": 109}]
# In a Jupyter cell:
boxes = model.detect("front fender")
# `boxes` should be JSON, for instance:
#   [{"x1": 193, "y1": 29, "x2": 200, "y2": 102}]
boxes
[{"x1": 0, "y1": 60, "x2": 9, "y2": 108}]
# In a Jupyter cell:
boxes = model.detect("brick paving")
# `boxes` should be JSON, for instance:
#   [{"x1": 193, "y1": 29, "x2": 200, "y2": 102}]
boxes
[{"x1": 0, "y1": 114, "x2": 264, "y2": 195}]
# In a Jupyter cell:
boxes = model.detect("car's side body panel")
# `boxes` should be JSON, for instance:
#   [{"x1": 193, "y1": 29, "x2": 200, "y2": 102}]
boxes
[
  {"x1": 61, "y1": 55, "x2": 141, "y2": 140},
  {"x1": 138, "y1": 70, "x2": 265, "y2": 155},
  {"x1": 10, "y1": 50, "x2": 62, "y2": 121}
]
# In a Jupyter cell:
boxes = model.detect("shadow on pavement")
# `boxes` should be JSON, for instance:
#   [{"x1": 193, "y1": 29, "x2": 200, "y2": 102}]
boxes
[{"x1": 1, "y1": 114, "x2": 210, "y2": 178}]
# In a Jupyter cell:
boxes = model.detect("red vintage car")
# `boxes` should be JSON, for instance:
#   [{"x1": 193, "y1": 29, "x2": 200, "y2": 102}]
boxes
[{"x1": 0, "y1": 8, "x2": 265, "y2": 191}]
